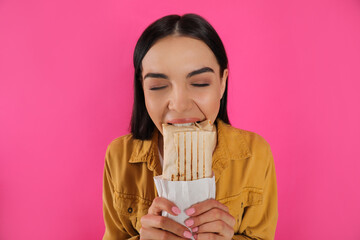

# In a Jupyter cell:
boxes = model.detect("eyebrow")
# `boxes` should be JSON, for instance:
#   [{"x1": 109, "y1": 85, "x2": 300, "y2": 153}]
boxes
[{"x1": 143, "y1": 67, "x2": 215, "y2": 80}]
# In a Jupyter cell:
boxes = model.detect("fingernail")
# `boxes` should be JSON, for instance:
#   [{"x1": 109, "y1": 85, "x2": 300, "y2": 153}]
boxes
[
  {"x1": 185, "y1": 219, "x2": 194, "y2": 227},
  {"x1": 192, "y1": 227, "x2": 198, "y2": 233},
  {"x1": 185, "y1": 207, "x2": 195, "y2": 216},
  {"x1": 171, "y1": 206, "x2": 181, "y2": 215},
  {"x1": 183, "y1": 231, "x2": 192, "y2": 238}
]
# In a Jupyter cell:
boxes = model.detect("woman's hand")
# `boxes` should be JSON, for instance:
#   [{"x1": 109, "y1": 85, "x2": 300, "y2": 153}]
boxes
[
  {"x1": 184, "y1": 199, "x2": 235, "y2": 240},
  {"x1": 140, "y1": 197, "x2": 192, "y2": 240}
]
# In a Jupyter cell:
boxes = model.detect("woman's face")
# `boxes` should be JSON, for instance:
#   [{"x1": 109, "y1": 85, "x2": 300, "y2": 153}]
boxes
[{"x1": 141, "y1": 35, "x2": 228, "y2": 135}]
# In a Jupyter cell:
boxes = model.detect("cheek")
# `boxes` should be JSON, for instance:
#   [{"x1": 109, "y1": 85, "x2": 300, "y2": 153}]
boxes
[
  {"x1": 144, "y1": 92, "x2": 161, "y2": 116},
  {"x1": 194, "y1": 89, "x2": 222, "y2": 121},
  {"x1": 144, "y1": 91, "x2": 167, "y2": 128}
]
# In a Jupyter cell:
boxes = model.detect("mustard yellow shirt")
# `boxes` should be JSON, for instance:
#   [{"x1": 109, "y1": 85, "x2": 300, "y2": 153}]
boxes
[{"x1": 102, "y1": 119, "x2": 278, "y2": 239}]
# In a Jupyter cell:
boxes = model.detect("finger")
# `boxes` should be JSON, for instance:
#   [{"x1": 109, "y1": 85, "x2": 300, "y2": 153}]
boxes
[
  {"x1": 185, "y1": 199, "x2": 229, "y2": 217},
  {"x1": 140, "y1": 214, "x2": 192, "y2": 239},
  {"x1": 185, "y1": 208, "x2": 235, "y2": 229},
  {"x1": 193, "y1": 232, "x2": 225, "y2": 240},
  {"x1": 192, "y1": 220, "x2": 234, "y2": 238},
  {"x1": 148, "y1": 197, "x2": 181, "y2": 216},
  {"x1": 140, "y1": 226, "x2": 189, "y2": 240}
]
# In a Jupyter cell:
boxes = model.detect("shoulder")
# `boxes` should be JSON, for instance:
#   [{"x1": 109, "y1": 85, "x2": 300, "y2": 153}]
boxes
[
  {"x1": 223, "y1": 121, "x2": 270, "y2": 144},
  {"x1": 105, "y1": 133, "x2": 137, "y2": 162},
  {"x1": 103, "y1": 134, "x2": 156, "y2": 210},
  {"x1": 106, "y1": 133, "x2": 137, "y2": 151},
  {"x1": 216, "y1": 121, "x2": 276, "y2": 198},
  {"x1": 218, "y1": 120, "x2": 273, "y2": 161},
  {"x1": 232, "y1": 127, "x2": 275, "y2": 177},
  {"x1": 237, "y1": 126, "x2": 273, "y2": 164},
  {"x1": 104, "y1": 133, "x2": 146, "y2": 180},
  {"x1": 237, "y1": 127, "x2": 272, "y2": 155},
  {"x1": 105, "y1": 132, "x2": 155, "y2": 163}
]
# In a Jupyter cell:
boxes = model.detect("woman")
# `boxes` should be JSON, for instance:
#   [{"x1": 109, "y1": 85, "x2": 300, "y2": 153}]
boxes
[{"x1": 103, "y1": 13, "x2": 278, "y2": 240}]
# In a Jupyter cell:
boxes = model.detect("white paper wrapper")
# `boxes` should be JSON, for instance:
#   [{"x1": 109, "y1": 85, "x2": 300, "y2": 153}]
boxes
[{"x1": 153, "y1": 175, "x2": 216, "y2": 238}]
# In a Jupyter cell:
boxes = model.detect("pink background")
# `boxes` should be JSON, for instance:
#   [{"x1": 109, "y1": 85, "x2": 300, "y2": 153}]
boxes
[{"x1": 1, "y1": 0, "x2": 359, "y2": 239}]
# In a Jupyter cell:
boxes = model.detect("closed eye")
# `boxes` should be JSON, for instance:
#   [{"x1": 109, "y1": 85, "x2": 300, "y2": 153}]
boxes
[
  {"x1": 149, "y1": 86, "x2": 167, "y2": 91},
  {"x1": 191, "y1": 83, "x2": 210, "y2": 87}
]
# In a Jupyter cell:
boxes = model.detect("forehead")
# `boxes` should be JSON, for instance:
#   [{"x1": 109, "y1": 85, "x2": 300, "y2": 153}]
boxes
[{"x1": 141, "y1": 36, "x2": 219, "y2": 75}]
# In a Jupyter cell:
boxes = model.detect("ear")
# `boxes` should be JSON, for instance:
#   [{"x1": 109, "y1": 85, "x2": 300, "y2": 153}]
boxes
[{"x1": 220, "y1": 69, "x2": 228, "y2": 99}]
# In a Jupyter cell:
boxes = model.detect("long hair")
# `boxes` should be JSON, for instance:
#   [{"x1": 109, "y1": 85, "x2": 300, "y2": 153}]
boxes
[{"x1": 131, "y1": 13, "x2": 230, "y2": 140}]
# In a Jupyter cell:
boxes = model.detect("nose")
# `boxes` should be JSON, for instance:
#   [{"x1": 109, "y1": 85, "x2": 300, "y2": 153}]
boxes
[{"x1": 168, "y1": 85, "x2": 193, "y2": 113}]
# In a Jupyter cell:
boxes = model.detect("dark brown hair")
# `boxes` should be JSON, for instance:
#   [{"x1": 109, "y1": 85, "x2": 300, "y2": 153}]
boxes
[{"x1": 131, "y1": 13, "x2": 230, "y2": 139}]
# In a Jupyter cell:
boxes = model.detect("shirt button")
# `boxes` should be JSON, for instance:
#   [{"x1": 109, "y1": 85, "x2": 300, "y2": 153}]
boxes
[
  {"x1": 241, "y1": 202, "x2": 243, "y2": 208},
  {"x1": 128, "y1": 207, "x2": 133, "y2": 213}
]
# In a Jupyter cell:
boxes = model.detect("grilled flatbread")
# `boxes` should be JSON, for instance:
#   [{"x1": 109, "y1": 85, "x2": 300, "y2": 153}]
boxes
[{"x1": 162, "y1": 120, "x2": 216, "y2": 181}]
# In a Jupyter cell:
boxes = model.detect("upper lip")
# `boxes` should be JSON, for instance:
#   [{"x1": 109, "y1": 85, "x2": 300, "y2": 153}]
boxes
[{"x1": 167, "y1": 118, "x2": 203, "y2": 124}]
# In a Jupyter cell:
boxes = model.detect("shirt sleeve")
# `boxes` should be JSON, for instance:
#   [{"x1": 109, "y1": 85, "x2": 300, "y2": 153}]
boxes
[
  {"x1": 102, "y1": 149, "x2": 140, "y2": 240},
  {"x1": 236, "y1": 145, "x2": 279, "y2": 239}
]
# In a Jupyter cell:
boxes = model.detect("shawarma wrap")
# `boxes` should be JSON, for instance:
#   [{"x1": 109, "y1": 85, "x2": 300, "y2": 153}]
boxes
[{"x1": 162, "y1": 120, "x2": 216, "y2": 181}]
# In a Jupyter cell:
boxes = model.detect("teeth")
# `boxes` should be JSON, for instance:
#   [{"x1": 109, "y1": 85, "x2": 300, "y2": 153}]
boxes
[{"x1": 173, "y1": 123, "x2": 194, "y2": 127}]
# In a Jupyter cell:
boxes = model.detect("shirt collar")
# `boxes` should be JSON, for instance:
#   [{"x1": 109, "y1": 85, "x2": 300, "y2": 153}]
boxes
[
  {"x1": 128, "y1": 119, "x2": 252, "y2": 181},
  {"x1": 212, "y1": 119, "x2": 251, "y2": 182},
  {"x1": 128, "y1": 129, "x2": 162, "y2": 176}
]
